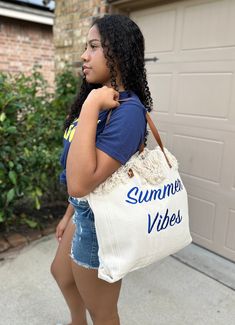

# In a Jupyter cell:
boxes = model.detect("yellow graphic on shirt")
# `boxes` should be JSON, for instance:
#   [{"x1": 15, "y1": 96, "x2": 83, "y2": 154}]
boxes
[
  {"x1": 63, "y1": 118, "x2": 78, "y2": 142},
  {"x1": 63, "y1": 118, "x2": 101, "y2": 143}
]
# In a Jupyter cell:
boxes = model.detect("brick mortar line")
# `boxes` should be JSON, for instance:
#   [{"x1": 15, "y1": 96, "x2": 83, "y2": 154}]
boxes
[{"x1": 0, "y1": 220, "x2": 58, "y2": 256}]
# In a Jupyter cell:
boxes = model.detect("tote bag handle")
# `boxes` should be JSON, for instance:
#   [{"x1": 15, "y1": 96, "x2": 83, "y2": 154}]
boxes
[
  {"x1": 106, "y1": 106, "x2": 172, "y2": 168},
  {"x1": 144, "y1": 113, "x2": 172, "y2": 168}
]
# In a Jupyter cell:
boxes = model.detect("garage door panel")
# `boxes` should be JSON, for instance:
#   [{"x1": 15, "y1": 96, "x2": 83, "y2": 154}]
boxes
[
  {"x1": 225, "y1": 209, "x2": 235, "y2": 251},
  {"x1": 176, "y1": 72, "x2": 232, "y2": 118},
  {"x1": 171, "y1": 116, "x2": 235, "y2": 133},
  {"x1": 219, "y1": 137, "x2": 235, "y2": 190},
  {"x1": 147, "y1": 111, "x2": 170, "y2": 149},
  {"x1": 182, "y1": 0, "x2": 235, "y2": 50},
  {"x1": 185, "y1": 183, "x2": 220, "y2": 250},
  {"x1": 147, "y1": 73, "x2": 173, "y2": 113},
  {"x1": 145, "y1": 48, "x2": 235, "y2": 63},
  {"x1": 146, "y1": 62, "x2": 235, "y2": 130},
  {"x1": 183, "y1": 186, "x2": 234, "y2": 258},
  {"x1": 134, "y1": 8, "x2": 177, "y2": 53},
  {"x1": 172, "y1": 134, "x2": 223, "y2": 182},
  {"x1": 147, "y1": 128, "x2": 168, "y2": 150},
  {"x1": 188, "y1": 195, "x2": 216, "y2": 242},
  {"x1": 183, "y1": 174, "x2": 235, "y2": 207}
]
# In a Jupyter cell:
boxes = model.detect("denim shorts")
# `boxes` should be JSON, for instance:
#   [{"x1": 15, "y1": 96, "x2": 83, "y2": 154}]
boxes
[{"x1": 68, "y1": 196, "x2": 99, "y2": 269}]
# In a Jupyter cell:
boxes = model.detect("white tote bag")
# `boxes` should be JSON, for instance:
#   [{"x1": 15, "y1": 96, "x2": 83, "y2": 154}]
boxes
[{"x1": 87, "y1": 113, "x2": 192, "y2": 283}]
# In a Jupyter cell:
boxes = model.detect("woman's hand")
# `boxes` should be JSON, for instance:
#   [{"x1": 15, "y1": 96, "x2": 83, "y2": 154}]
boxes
[
  {"x1": 55, "y1": 215, "x2": 71, "y2": 243},
  {"x1": 84, "y1": 86, "x2": 120, "y2": 111}
]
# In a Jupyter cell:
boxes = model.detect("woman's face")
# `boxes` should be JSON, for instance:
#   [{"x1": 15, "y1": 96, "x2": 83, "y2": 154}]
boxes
[{"x1": 81, "y1": 25, "x2": 111, "y2": 85}]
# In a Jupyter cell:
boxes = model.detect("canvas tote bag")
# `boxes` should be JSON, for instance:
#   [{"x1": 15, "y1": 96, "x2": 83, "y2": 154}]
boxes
[{"x1": 87, "y1": 112, "x2": 192, "y2": 283}]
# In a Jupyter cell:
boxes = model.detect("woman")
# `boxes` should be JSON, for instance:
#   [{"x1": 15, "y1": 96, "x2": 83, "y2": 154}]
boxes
[{"x1": 51, "y1": 14, "x2": 153, "y2": 325}]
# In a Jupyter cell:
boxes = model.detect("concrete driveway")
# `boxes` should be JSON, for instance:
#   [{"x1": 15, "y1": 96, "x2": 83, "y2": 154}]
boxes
[{"x1": 0, "y1": 235, "x2": 235, "y2": 325}]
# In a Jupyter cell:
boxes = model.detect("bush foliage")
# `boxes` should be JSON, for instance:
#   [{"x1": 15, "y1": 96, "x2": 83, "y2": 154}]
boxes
[{"x1": 0, "y1": 66, "x2": 80, "y2": 231}]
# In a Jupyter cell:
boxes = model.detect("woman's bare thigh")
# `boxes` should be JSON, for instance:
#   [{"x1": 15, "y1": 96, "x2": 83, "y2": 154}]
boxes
[
  {"x1": 51, "y1": 218, "x2": 76, "y2": 282},
  {"x1": 71, "y1": 262, "x2": 122, "y2": 318}
]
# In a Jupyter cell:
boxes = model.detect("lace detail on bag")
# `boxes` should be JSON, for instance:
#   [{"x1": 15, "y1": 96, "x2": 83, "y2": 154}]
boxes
[{"x1": 93, "y1": 147, "x2": 178, "y2": 194}]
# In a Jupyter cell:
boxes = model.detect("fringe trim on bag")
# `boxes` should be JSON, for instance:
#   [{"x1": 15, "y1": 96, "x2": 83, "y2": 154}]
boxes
[{"x1": 93, "y1": 147, "x2": 178, "y2": 195}]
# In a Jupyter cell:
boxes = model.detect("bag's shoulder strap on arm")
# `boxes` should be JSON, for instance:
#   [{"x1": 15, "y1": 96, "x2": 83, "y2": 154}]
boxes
[
  {"x1": 142, "y1": 112, "x2": 172, "y2": 168},
  {"x1": 105, "y1": 100, "x2": 172, "y2": 168}
]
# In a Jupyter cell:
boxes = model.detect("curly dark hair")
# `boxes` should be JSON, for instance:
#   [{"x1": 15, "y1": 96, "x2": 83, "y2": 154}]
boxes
[{"x1": 64, "y1": 14, "x2": 153, "y2": 130}]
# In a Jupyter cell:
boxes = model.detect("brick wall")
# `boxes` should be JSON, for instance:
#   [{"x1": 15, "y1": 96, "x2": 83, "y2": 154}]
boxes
[
  {"x1": 0, "y1": 17, "x2": 55, "y2": 88},
  {"x1": 54, "y1": 0, "x2": 110, "y2": 72}
]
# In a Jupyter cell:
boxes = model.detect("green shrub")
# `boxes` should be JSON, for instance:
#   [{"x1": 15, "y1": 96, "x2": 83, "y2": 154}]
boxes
[{"x1": 0, "y1": 65, "x2": 80, "y2": 231}]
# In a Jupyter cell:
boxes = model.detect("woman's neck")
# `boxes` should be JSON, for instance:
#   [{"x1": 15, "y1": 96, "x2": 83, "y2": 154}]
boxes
[{"x1": 103, "y1": 77, "x2": 125, "y2": 92}]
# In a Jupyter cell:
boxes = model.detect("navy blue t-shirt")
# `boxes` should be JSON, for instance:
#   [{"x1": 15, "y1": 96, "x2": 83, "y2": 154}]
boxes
[{"x1": 59, "y1": 90, "x2": 147, "y2": 185}]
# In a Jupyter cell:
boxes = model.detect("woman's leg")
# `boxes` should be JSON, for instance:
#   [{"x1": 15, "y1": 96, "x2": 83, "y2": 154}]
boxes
[
  {"x1": 71, "y1": 262, "x2": 122, "y2": 325},
  {"x1": 51, "y1": 218, "x2": 87, "y2": 325}
]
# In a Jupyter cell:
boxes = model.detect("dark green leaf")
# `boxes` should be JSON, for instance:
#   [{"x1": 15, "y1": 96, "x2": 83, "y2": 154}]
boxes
[
  {"x1": 6, "y1": 188, "x2": 15, "y2": 204},
  {"x1": 9, "y1": 171, "x2": 17, "y2": 185}
]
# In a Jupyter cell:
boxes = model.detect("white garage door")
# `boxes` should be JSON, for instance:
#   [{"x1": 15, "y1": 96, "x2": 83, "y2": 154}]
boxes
[{"x1": 131, "y1": 0, "x2": 235, "y2": 262}]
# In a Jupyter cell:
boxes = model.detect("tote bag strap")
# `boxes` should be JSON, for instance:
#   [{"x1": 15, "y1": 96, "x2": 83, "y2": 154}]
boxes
[
  {"x1": 144, "y1": 112, "x2": 172, "y2": 168},
  {"x1": 105, "y1": 105, "x2": 172, "y2": 168}
]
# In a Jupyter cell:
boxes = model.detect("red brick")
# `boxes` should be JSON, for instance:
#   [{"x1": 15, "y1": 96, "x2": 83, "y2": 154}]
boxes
[
  {"x1": 26, "y1": 230, "x2": 42, "y2": 242},
  {"x1": 0, "y1": 17, "x2": 54, "y2": 87},
  {"x1": 0, "y1": 237, "x2": 10, "y2": 252},
  {"x1": 6, "y1": 233, "x2": 28, "y2": 248}
]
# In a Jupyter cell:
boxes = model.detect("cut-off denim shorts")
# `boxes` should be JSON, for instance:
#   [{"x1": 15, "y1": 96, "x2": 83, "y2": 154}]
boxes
[{"x1": 68, "y1": 196, "x2": 99, "y2": 269}]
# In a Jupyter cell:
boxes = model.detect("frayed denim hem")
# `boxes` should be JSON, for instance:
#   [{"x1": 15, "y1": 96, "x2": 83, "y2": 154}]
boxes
[{"x1": 70, "y1": 253, "x2": 99, "y2": 270}]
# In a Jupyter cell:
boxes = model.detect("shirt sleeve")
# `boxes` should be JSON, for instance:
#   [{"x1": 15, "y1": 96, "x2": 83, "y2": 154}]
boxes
[{"x1": 96, "y1": 101, "x2": 146, "y2": 164}]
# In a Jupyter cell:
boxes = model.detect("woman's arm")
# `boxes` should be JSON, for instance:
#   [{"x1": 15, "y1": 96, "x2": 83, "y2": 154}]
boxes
[
  {"x1": 55, "y1": 203, "x2": 74, "y2": 242},
  {"x1": 66, "y1": 87, "x2": 121, "y2": 197},
  {"x1": 63, "y1": 202, "x2": 75, "y2": 220}
]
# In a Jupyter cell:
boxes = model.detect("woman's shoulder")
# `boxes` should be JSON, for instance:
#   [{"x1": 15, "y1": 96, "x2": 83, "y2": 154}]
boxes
[{"x1": 112, "y1": 92, "x2": 146, "y2": 121}]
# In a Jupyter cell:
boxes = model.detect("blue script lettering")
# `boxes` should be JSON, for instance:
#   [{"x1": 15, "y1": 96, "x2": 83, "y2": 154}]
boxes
[
  {"x1": 148, "y1": 209, "x2": 183, "y2": 234},
  {"x1": 125, "y1": 179, "x2": 183, "y2": 205}
]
